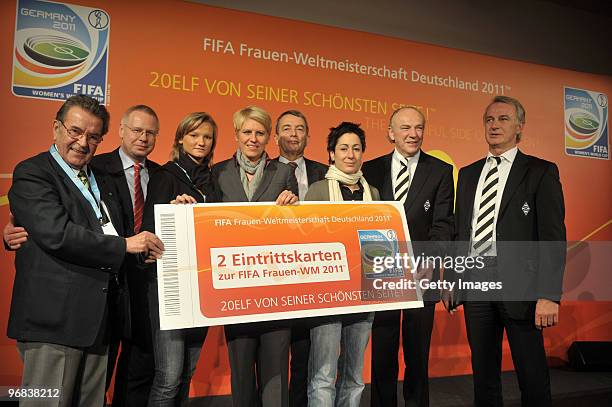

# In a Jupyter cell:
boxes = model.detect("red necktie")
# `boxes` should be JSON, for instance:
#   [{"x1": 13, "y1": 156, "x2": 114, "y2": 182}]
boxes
[{"x1": 133, "y1": 163, "x2": 144, "y2": 234}]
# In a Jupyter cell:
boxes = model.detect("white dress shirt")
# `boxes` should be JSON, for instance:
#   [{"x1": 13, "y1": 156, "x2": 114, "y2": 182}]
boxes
[
  {"x1": 391, "y1": 148, "x2": 420, "y2": 198},
  {"x1": 118, "y1": 147, "x2": 150, "y2": 203},
  {"x1": 470, "y1": 146, "x2": 518, "y2": 255}
]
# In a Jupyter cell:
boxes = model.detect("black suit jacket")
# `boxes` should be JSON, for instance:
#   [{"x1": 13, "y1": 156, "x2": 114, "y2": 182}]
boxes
[
  {"x1": 363, "y1": 151, "x2": 454, "y2": 302},
  {"x1": 90, "y1": 149, "x2": 159, "y2": 346},
  {"x1": 271, "y1": 156, "x2": 328, "y2": 189},
  {"x1": 212, "y1": 156, "x2": 298, "y2": 202},
  {"x1": 142, "y1": 161, "x2": 210, "y2": 234},
  {"x1": 91, "y1": 148, "x2": 160, "y2": 236},
  {"x1": 141, "y1": 161, "x2": 212, "y2": 332},
  {"x1": 8, "y1": 152, "x2": 126, "y2": 347},
  {"x1": 212, "y1": 156, "x2": 297, "y2": 333},
  {"x1": 304, "y1": 157, "x2": 328, "y2": 186},
  {"x1": 453, "y1": 149, "x2": 566, "y2": 318}
]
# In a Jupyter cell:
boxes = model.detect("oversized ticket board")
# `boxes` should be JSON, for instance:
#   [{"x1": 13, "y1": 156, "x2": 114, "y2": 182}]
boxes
[{"x1": 154, "y1": 202, "x2": 422, "y2": 330}]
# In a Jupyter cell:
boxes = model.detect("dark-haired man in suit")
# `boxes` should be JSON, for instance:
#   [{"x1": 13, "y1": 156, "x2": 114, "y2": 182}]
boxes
[
  {"x1": 452, "y1": 96, "x2": 565, "y2": 406},
  {"x1": 363, "y1": 106, "x2": 454, "y2": 407},
  {"x1": 4, "y1": 104, "x2": 162, "y2": 407},
  {"x1": 6, "y1": 95, "x2": 163, "y2": 406},
  {"x1": 272, "y1": 110, "x2": 327, "y2": 407}
]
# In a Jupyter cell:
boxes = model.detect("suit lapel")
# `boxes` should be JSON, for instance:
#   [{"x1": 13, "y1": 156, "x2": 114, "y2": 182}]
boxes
[
  {"x1": 404, "y1": 152, "x2": 430, "y2": 212},
  {"x1": 95, "y1": 173, "x2": 124, "y2": 236},
  {"x1": 305, "y1": 159, "x2": 317, "y2": 186},
  {"x1": 463, "y1": 159, "x2": 485, "y2": 228},
  {"x1": 49, "y1": 154, "x2": 102, "y2": 231},
  {"x1": 109, "y1": 149, "x2": 134, "y2": 232},
  {"x1": 251, "y1": 160, "x2": 274, "y2": 201},
  {"x1": 226, "y1": 160, "x2": 249, "y2": 201},
  {"x1": 498, "y1": 150, "x2": 529, "y2": 219},
  {"x1": 380, "y1": 154, "x2": 394, "y2": 201}
]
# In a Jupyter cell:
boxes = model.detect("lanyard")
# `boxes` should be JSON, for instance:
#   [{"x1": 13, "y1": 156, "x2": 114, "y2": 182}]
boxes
[{"x1": 49, "y1": 145, "x2": 103, "y2": 222}]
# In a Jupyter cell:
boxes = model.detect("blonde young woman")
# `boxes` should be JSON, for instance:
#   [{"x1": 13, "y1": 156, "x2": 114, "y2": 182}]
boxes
[{"x1": 142, "y1": 112, "x2": 217, "y2": 406}]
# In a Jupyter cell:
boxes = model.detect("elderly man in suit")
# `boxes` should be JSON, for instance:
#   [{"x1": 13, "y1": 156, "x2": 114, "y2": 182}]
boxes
[
  {"x1": 452, "y1": 95, "x2": 566, "y2": 406},
  {"x1": 4, "y1": 104, "x2": 162, "y2": 406},
  {"x1": 91, "y1": 105, "x2": 161, "y2": 406},
  {"x1": 6, "y1": 95, "x2": 164, "y2": 406},
  {"x1": 362, "y1": 106, "x2": 454, "y2": 407},
  {"x1": 272, "y1": 109, "x2": 327, "y2": 407}
]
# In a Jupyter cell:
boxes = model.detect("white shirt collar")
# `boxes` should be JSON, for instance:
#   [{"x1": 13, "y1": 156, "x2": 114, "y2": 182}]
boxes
[
  {"x1": 278, "y1": 155, "x2": 305, "y2": 170},
  {"x1": 71, "y1": 164, "x2": 89, "y2": 176},
  {"x1": 393, "y1": 148, "x2": 420, "y2": 166},
  {"x1": 486, "y1": 146, "x2": 518, "y2": 164},
  {"x1": 118, "y1": 146, "x2": 146, "y2": 170}
]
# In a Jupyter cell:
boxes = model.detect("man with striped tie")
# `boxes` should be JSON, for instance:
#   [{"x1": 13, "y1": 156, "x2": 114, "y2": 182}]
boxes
[
  {"x1": 363, "y1": 106, "x2": 454, "y2": 407},
  {"x1": 451, "y1": 96, "x2": 566, "y2": 406}
]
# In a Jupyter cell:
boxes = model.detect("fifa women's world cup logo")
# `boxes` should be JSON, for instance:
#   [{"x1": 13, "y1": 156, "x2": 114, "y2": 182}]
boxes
[
  {"x1": 564, "y1": 86, "x2": 609, "y2": 160},
  {"x1": 12, "y1": 0, "x2": 110, "y2": 103}
]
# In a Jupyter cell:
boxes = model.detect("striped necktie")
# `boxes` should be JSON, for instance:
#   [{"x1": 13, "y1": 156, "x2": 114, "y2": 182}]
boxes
[
  {"x1": 473, "y1": 156, "x2": 501, "y2": 256},
  {"x1": 133, "y1": 163, "x2": 144, "y2": 233},
  {"x1": 394, "y1": 159, "x2": 410, "y2": 204}
]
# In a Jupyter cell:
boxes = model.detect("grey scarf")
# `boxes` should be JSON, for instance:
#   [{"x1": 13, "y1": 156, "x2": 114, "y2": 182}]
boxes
[{"x1": 236, "y1": 149, "x2": 267, "y2": 200}]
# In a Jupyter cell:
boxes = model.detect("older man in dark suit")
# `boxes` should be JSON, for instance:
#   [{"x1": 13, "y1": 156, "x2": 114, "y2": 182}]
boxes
[
  {"x1": 363, "y1": 106, "x2": 454, "y2": 407},
  {"x1": 272, "y1": 109, "x2": 327, "y2": 407},
  {"x1": 7, "y1": 95, "x2": 163, "y2": 406},
  {"x1": 91, "y1": 105, "x2": 161, "y2": 406},
  {"x1": 451, "y1": 96, "x2": 565, "y2": 406},
  {"x1": 4, "y1": 104, "x2": 162, "y2": 406}
]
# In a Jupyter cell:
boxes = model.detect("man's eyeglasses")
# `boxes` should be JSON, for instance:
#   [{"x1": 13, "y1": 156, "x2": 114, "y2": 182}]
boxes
[
  {"x1": 57, "y1": 120, "x2": 103, "y2": 145},
  {"x1": 122, "y1": 123, "x2": 159, "y2": 138}
]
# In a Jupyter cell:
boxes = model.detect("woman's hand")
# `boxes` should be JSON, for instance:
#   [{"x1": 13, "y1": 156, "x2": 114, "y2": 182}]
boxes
[
  {"x1": 170, "y1": 194, "x2": 197, "y2": 204},
  {"x1": 275, "y1": 190, "x2": 298, "y2": 206}
]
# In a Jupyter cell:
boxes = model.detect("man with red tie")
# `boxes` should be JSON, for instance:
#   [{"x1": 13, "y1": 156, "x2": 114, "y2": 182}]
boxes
[
  {"x1": 5, "y1": 95, "x2": 163, "y2": 406},
  {"x1": 4, "y1": 104, "x2": 161, "y2": 406},
  {"x1": 90, "y1": 105, "x2": 161, "y2": 406}
]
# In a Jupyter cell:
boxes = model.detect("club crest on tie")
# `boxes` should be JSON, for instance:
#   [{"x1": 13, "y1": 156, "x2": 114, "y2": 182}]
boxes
[
  {"x1": 521, "y1": 202, "x2": 530, "y2": 215},
  {"x1": 424, "y1": 200, "x2": 431, "y2": 212}
]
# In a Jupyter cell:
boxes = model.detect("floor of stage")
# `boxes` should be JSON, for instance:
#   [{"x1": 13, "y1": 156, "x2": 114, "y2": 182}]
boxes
[
  {"x1": 1, "y1": 367, "x2": 610, "y2": 406},
  {"x1": 189, "y1": 367, "x2": 612, "y2": 407}
]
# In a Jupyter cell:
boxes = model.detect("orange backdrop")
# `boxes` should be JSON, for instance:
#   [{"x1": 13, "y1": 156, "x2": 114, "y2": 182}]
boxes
[{"x1": 1, "y1": 0, "x2": 611, "y2": 397}]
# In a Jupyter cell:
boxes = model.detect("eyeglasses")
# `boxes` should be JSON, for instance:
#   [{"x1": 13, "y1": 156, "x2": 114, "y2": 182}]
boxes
[
  {"x1": 57, "y1": 120, "x2": 103, "y2": 145},
  {"x1": 122, "y1": 123, "x2": 159, "y2": 138}
]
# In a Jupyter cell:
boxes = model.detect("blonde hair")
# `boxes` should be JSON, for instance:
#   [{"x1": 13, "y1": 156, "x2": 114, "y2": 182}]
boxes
[{"x1": 233, "y1": 105, "x2": 271, "y2": 135}]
